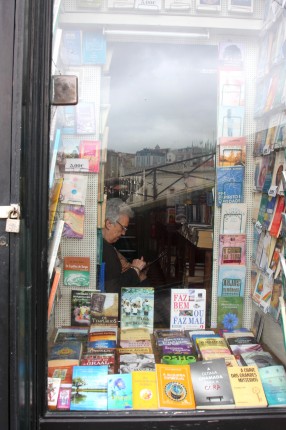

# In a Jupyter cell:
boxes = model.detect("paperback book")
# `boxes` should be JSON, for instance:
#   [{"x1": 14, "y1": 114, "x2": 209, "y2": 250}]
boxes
[
  {"x1": 71, "y1": 288, "x2": 98, "y2": 326},
  {"x1": 218, "y1": 234, "x2": 246, "y2": 265},
  {"x1": 217, "y1": 296, "x2": 244, "y2": 331},
  {"x1": 119, "y1": 353, "x2": 156, "y2": 373},
  {"x1": 190, "y1": 358, "x2": 235, "y2": 409},
  {"x1": 60, "y1": 173, "x2": 88, "y2": 206},
  {"x1": 120, "y1": 287, "x2": 154, "y2": 333},
  {"x1": 170, "y1": 288, "x2": 206, "y2": 330},
  {"x1": 217, "y1": 265, "x2": 246, "y2": 297},
  {"x1": 220, "y1": 202, "x2": 247, "y2": 234},
  {"x1": 64, "y1": 256, "x2": 90, "y2": 287},
  {"x1": 132, "y1": 371, "x2": 158, "y2": 410},
  {"x1": 259, "y1": 365, "x2": 286, "y2": 407},
  {"x1": 107, "y1": 374, "x2": 133, "y2": 410},
  {"x1": 90, "y1": 292, "x2": 118, "y2": 326},
  {"x1": 216, "y1": 165, "x2": 244, "y2": 207},
  {"x1": 218, "y1": 137, "x2": 246, "y2": 166},
  {"x1": 47, "y1": 377, "x2": 61, "y2": 410},
  {"x1": 62, "y1": 205, "x2": 85, "y2": 239}
]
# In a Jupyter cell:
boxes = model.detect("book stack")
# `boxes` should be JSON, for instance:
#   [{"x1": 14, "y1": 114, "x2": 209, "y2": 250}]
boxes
[{"x1": 154, "y1": 328, "x2": 195, "y2": 365}]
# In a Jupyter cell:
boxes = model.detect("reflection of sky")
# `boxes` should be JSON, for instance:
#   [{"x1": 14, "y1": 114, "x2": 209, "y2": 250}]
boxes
[{"x1": 109, "y1": 43, "x2": 218, "y2": 153}]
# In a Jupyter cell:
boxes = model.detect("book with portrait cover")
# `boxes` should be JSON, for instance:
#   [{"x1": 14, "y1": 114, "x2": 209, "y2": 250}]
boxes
[
  {"x1": 216, "y1": 166, "x2": 244, "y2": 207},
  {"x1": 170, "y1": 288, "x2": 206, "y2": 330},
  {"x1": 132, "y1": 371, "x2": 158, "y2": 410},
  {"x1": 190, "y1": 358, "x2": 235, "y2": 409},
  {"x1": 217, "y1": 265, "x2": 246, "y2": 297},
  {"x1": 219, "y1": 234, "x2": 246, "y2": 265},
  {"x1": 227, "y1": 366, "x2": 267, "y2": 408},
  {"x1": 120, "y1": 287, "x2": 154, "y2": 333},
  {"x1": 64, "y1": 257, "x2": 90, "y2": 287},
  {"x1": 90, "y1": 292, "x2": 118, "y2": 326},
  {"x1": 156, "y1": 364, "x2": 196, "y2": 409},
  {"x1": 70, "y1": 365, "x2": 108, "y2": 411},
  {"x1": 107, "y1": 373, "x2": 133, "y2": 410},
  {"x1": 220, "y1": 202, "x2": 247, "y2": 234}
]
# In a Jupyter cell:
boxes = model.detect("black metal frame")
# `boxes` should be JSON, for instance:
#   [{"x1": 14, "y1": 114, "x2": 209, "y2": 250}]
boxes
[{"x1": 5, "y1": 0, "x2": 286, "y2": 429}]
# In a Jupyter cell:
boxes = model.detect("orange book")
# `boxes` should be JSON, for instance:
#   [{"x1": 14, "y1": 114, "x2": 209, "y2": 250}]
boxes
[
  {"x1": 48, "y1": 268, "x2": 61, "y2": 320},
  {"x1": 48, "y1": 364, "x2": 73, "y2": 385},
  {"x1": 132, "y1": 371, "x2": 158, "y2": 410},
  {"x1": 156, "y1": 364, "x2": 196, "y2": 409}
]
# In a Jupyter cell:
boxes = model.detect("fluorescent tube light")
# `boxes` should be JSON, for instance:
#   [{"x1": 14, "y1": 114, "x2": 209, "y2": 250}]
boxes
[{"x1": 103, "y1": 29, "x2": 209, "y2": 39}]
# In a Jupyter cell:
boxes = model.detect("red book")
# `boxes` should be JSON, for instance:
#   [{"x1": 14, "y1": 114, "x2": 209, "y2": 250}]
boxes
[
  {"x1": 48, "y1": 268, "x2": 61, "y2": 320},
  {"x1": 269, "y1": 196, "x2": 285, "y2": 238}
]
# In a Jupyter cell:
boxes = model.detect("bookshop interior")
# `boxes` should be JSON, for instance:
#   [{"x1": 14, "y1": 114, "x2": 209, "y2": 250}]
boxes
[{"x1": 47, "y1": 0, "x2": 286, "y2": 413}]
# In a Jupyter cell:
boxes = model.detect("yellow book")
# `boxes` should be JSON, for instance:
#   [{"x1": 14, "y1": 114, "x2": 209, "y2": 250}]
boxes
[
  {"x1": 132, "y1": 371, "x2": 158, "y2": 410},
  {"x1": 227, "y1": 366, "x2": 268, "y2": 408},
  {"x1": 156, "y1": 364, "x2": 196, "y2": 409}
]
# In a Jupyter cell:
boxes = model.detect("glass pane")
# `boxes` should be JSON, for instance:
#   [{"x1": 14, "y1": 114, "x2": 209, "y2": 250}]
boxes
[{"x1": 47, "y1": 0, "x2": 286, "y2": 415}]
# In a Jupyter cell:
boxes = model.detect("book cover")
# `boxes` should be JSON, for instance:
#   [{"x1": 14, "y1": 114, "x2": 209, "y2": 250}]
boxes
[
  {"x1": 219, "y1": 42, "x2": 245, "y2": 70},
  {"x1": 269, "y1": 195, "x2": 285, "y2": 237},
  {"x1": 48, "y1": 341, "x2": 83, "y2": 366},
  {"x1": 132, "y1": 371, "x2": 158, "y2": 410},
  {"x1": 119, "y1": 353, "x2": 156, "y2": 373},
  {"x1": 217, "y1": 265, "x2": 246, "y2": 297},
  {"x1": 70, "y1": 365, "x2": 108, "y2": 411},
  {"x1": 255, "y1": 230, "x2": 272, "y2": 272},
  {"x1": 219, "y1": 71, "x2": 245, "y2": 107},
  {"x1": 81, "y1": 355, "x2": 115, "y2": 374},
  {"x1": 196, "y1": 0, "x2": 221, "y2": 12},
  {"x1": 76, "y1": 102, "x2": 96, "y2": 135},
  {"x1": 252, "y1": 273, "x2": 273, "y2": 313},
  {"x1": 57, "y1": 387, "x2": 72, "y2": 410},
  {"x1": 220, "y1": 202, "x2": 247, "y2": 234},
  {"x1": 49, "y1": 177, "x2": 63, "y2": 236},
  {"x1": 62, "y1": 205, "x2": 85, "y2": 239},
  {"x1": 190, "y1": 358, "x2": 235, "y2": 409},
  {"x1": 227, "y1": 338, "x2": 263, "y2": 357},
  {"x1": 254, "y1": 155, "x2": 270, "y2": 191},
  {"x1": 259, "y1": 365, "x2": 286, "y2": 407},
  {"x1": 48, "y1": 219, "x2": 64, "y2": 280},
  {"x1": 170, "y1": 288, "x2": 206, "y2": 330},
  {"x1": 79, "y1": 140, "x2": 100, "y2": 173},
  {"x1": 64, "y1": 257, "x2": 90, "y2": 287},
  {"x1": 240, "y1": 351, "x2": 278, "y2": 368},
  {"x1": 71, "y1": 289, "x2": 98, "y2": 326},
  {"x1": 227, "y1": 366, "x2": 268, "y2": 408},
  {"x1": 217, "y1": 296, "x2": 244, "y2": 330},
  {"x1": 61, "y1": 30, "x2": 82, "y2": 65},
  {"x1": 54, "y1": 327, "x2": 89, "y2": 344},
  {"x1": 216, "y1": 166, "x2": 244, "y2": 207},
  {"x1": 48, "y1": 365, "x2": 73, "y2": 385},
  {"x1": 219, "y1": 234, "x2": 246, "y2": 265},
  {"x1": 219, "y1": 137, "x2": 246, "y2": 166},
  {"x1": 82, "y1": 31, "x2": 106, "y2": 65},
  {"x1": 191, "y1": 334, "x2": 220, "y2": 355},
  {"x1": 218, "y1": 106, "x2": 245, "y2": 138},
  {"x1": 107, "y1": 374, "x2": 133, "y2": 410},
  {"x1": 47, "y1": 377, "x2": 61, "y2": 410},
  {"x1": 195, "y1": 337, "x2": 231, "y2": 360},
  {"x1": 90, "y1": 292, "x2": 118, "y2": 326},
  {"x1": 88, "y1": 326, "x2": 117, "y2": 348},
  {"x1": 48, "y1": 268, "x2": 61, "y2": 320},
  {"x1": 121, "y1": 287, "x2": 154, "y2": 333},
  {"x1": 269, "y1": 278, "x2": 283, "y2": 320},
  {"x1": 60, "y1": 174, "x2": 88, "y2": 206}
]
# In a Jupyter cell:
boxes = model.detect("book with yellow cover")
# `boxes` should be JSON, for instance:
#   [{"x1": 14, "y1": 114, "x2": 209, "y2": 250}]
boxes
[
  {"x1": 156, "y1": 364, "x2": 196, "y2": 409},
  {"x1": 132, "y1": 371, "x2": 158, "y2": 410},
  {"x1": 227, "y1": 366, "x2": 268, "y2": 408},
  {"x1": 196, "y1": 337, "x2": 231, "y2": 360}
]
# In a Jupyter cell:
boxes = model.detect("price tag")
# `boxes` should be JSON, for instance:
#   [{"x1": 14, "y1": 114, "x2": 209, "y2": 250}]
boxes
[
  {"x1": 65, "y1": 158, "x2": 89, "y2": 172},
  {"x1": 268, "y1": 186, "x2": 277, "y2": 197}
]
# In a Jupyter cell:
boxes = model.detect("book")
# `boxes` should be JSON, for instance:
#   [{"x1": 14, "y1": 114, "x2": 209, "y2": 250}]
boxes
[
  {"x1": 191, "y1": 333, "x2": 221, "y2": 355},
  {"x1": 252, "y1": 273, "x2": 273, "y2": 314},
  {"x1": 47, "y1": 377, "x2": 61, "y2": 410},
  {"x1": 48, "y1": 341, "x2": 83, "y2": 367},
  {"x1": 82, "y1": 31, "x2": 106, "y2": 65},
  {"x1": 217, "y1": 296, "x2": 244, "y2": 330},
  {"x1": 88, "y1": 326, "x2": 117, "y2": 348},
  {"x1": 48, "y1": 219, "x2": 64, "y2": 279},
  {"x1": 76, "y1": 102, "x2": 96, "y2": 135},
  {"x1": 61, "y1": 30, "x2": 82, "y2": 65},
  {"x1": 71, "y1": 289, "x2": 98, "y2": 326},
  {"x1": 48, "y1": 268, "x2": 61, "y2": 320},
  {"x1": 80, "y1": 354, "x2": 115, "y2": 374},
  {"x1": 219, "y1": 137, "x2": 246, "y2": 166},
  {"x1": 62, "y1": 205, "x2": 85, "y2": 239},
  {"x1": 48, "y1": 365, "x2": 73, "y2": 385},
  {"x1": 90, "y1": 292, "x2": 118, "y2": 326},
  {"x1": 49, "y1": 177, "x2": 63, "y2": 236},
  {"x1": 170, "y1": 288, "x2": 206, "y2": 330},
  {"x1": 216, "y1": 165, "x2": 244, "y2": 207},
  {"x1": 195, "y1": 337, "x2": 231, "y2": 360},
  {"x1": 70, "y1": 365, "x2": 108, "y2": 411},
  {"x1": 227, "y1": 366, "x2": 268, "y2": 408},
  {"x1": 269, "y1": 278, "x2": 283, "y2": 320},
  {"x1": 269, "y1": 195, "x2": 285, "y2": 237},
  {"x1": 60, "y1": 173, "x2": 88, "y2": 206},
  {"x1": 156, "y1": 364, "x2": 195, "y2": 409},
  {"x1": 259, "y1": 365, "x2": 286, "y2": 407},
  {"x1": 120, "y1": 287, "x2": 154, "y2": 333},
  {"x1": 219, "y1": 71, "x2": 245, "y2": 107},
  {"x1": 54, "y1": 327, "x2": 89, "y2": 344},
  {"x1": 64, "y1": 256, "x2": 90, "y2": 287},
  {"x1": 132, "y1": 371, "x2": 158, "y2": 410},
  {"x1": 119, "y1": 353, "x2": 156, "y2": 373},
  {"x1": 154, "y1": 329, "x2": 191, "y2": 347},
  {"x1": 220, "y1": 202, "x2": 247, "y2": 234},
  {"x1": 190, "y1": 358, "x2": 235, "y2": 409},
  {"x1": 161, "y1": 354, "x2": 196, "y2": 365},
  {"x1": 227, "y1": 338, "x2": 263, "y2": 358},
  {"x1": 218, "y1": 234, "x2": 246, "y2": 265},
  {"x1": 217, "y1": 265, "x2": 246, "y2": 297},
  {"x1": 107, "y1": 374, "x2": 133, "y2": 410},
  {"x1": 268, "y1": 237, "x2": 283, "y2": 279},
  {"x1": 79, "y1": 140, "x2": 100, "y2": 173},
  {"x1": 218, "y1": 106, "x2": 245, "y2": 138},
  {"x1": 57, "y1": 387, "x2": 72, "y2": 410},
  {"x1": 240, "y1": 351, "x2": 278, "y2": 368}
]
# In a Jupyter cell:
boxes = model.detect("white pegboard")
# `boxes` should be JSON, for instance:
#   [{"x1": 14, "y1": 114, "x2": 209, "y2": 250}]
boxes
[{"x1": 211, "y1": 36, "x2": 260, "y2": 329}]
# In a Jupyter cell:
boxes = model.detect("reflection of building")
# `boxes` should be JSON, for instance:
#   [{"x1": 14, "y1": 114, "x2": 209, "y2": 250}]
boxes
[{"x1": 135, "y1": 146, "x2": 166, "y2": 168}]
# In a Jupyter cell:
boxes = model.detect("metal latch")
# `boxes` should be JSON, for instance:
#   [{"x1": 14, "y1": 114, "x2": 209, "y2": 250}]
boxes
[{"x1": 0, "y1": 204, "x2": 21, "y2": 219}]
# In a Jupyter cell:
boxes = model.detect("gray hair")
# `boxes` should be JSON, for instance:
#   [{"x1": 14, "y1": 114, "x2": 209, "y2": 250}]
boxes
[{"x1": 105, "y1": 198, "x2": 134, "y2": 223}]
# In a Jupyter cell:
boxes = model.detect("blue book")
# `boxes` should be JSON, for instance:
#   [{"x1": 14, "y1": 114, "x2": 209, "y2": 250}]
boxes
[
  {"x1": 217, "y1": 166, "x2": 244, "y2": 207},
  {"x1": 107, "y1": 374, "x2": 133, "y2": 410},
  {"x1": 48, "y1": 341, "x2": 83, "y2": 362},
  {"x1": 70, "y1": 365, "x2": 108, "y2": 411},
  {"x1": 49, "y1": 129, "x2": 61, "y2": 189},
  {"x1": 217, "y1": 265, "x2": 246, "y2": 297},
  {"x1": 61, "y1": 30, "x2": 82, "y2": 65},
  {"x1": 259, "y1": 365, "x2": 286, "y2": 407},
  {"x1": 82, "y1": 31, "x2": 106, "y2": 65}
]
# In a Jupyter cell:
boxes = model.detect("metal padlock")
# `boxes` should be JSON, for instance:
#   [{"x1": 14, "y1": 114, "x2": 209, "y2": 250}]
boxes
[{"x1": 5, "y1": 208, "x2": 20, "y2": 233}]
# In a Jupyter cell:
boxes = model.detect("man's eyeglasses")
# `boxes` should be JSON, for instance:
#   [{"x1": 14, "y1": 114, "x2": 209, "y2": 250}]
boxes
[{"x1": 116, "y1": 221, "x2": 128, "y2": 232}]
